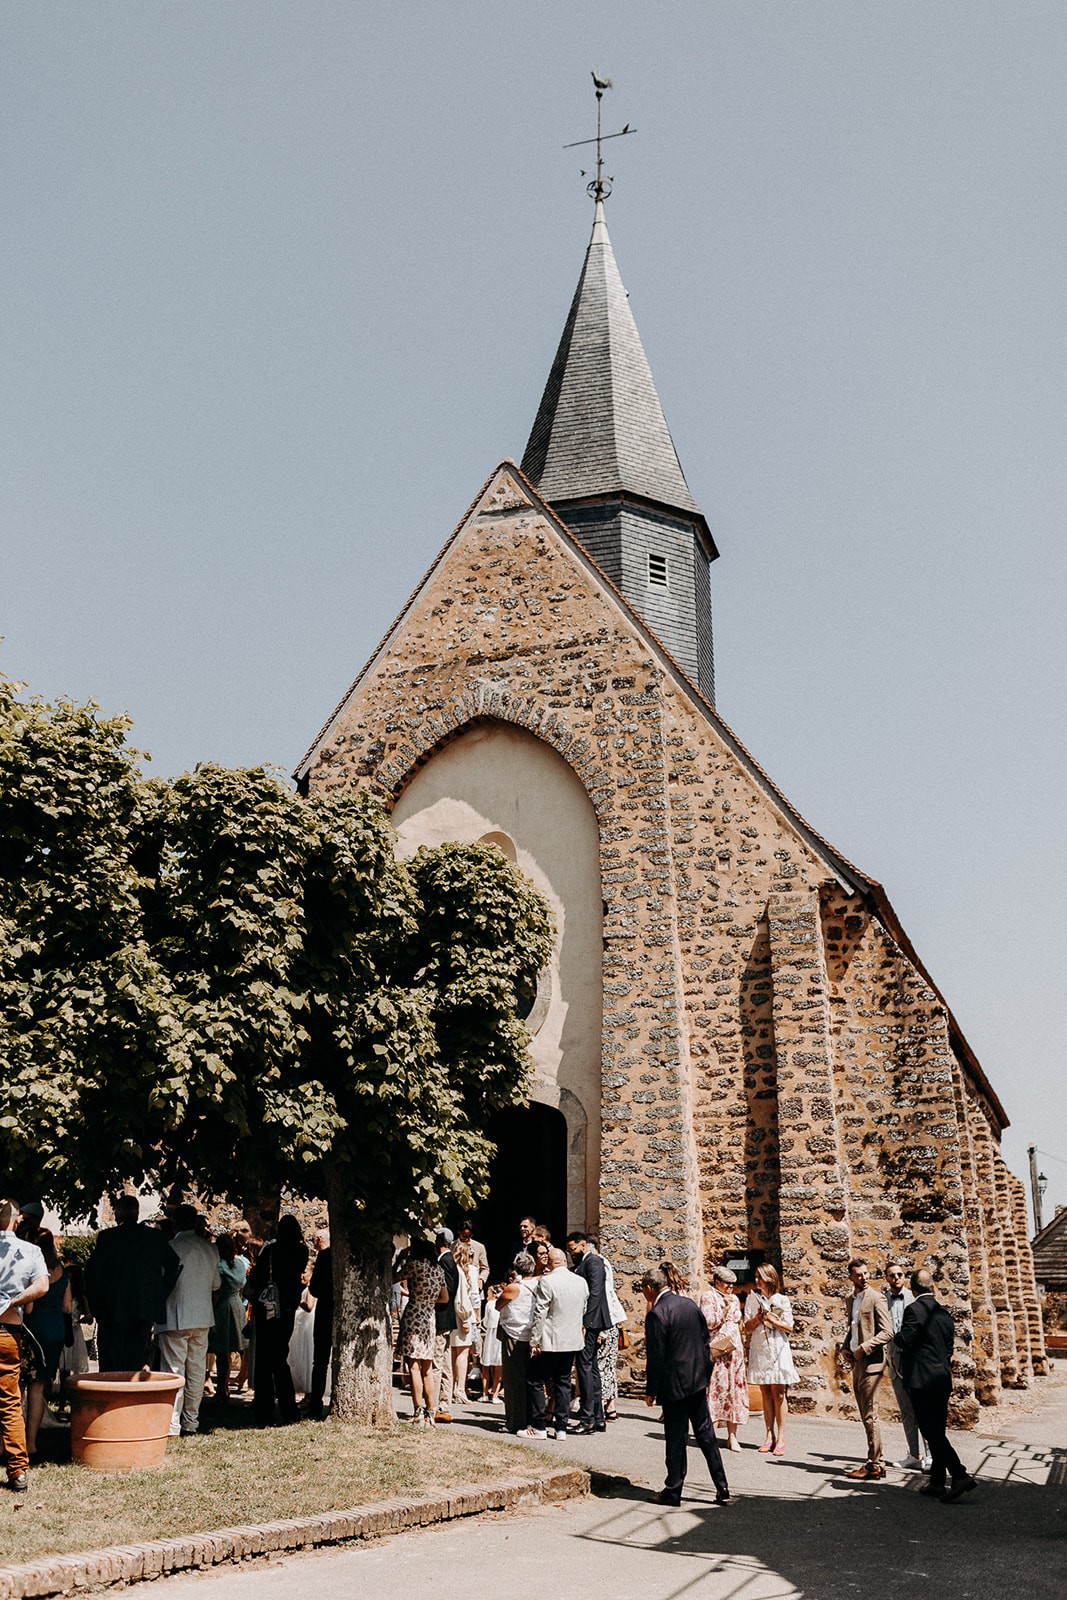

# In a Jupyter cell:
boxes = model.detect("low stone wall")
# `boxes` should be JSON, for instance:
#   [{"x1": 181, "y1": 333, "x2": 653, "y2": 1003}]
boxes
[{"x1": 0, "y1": 1469, "x2": 589, "y2": 1598}]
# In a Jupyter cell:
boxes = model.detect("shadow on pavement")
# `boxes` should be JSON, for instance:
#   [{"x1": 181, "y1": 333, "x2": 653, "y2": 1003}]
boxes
[{"x1": 575, "y1": 1446, "x2": 1067, "y2": 1600}]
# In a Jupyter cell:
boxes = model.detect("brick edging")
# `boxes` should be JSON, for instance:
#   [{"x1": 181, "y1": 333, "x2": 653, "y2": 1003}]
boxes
[{"x1": 0, "y1": 1469, "x2": 589, "y2": 1598}]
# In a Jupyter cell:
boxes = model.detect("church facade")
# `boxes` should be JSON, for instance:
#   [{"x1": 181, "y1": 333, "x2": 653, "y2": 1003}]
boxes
[{"x1": 298, "y1": 203, "x2": 1044, "y2": 1420}]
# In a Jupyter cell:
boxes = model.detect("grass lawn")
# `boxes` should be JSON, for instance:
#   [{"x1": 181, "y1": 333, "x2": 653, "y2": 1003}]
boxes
[{"x1": 1, "y1": 1411, "x2": 548, "y2": 1567}]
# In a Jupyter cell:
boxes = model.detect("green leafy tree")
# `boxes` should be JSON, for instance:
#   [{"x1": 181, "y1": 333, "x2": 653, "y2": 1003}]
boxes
[
  {"x1": 0, "y1": 675, "x2": 168, "y2": 1202},
  {"x1": 0, "y1": 678, "x2": 553, "y2": 1421}
]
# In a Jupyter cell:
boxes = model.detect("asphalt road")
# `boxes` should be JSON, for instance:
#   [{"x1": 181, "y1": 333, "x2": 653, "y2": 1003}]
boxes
[{"x1": 127, "y1": 1372, "x2": 1067, "y2": 1600}]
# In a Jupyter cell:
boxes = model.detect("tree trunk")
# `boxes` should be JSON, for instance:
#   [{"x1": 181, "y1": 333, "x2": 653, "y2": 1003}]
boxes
[{"x1": 326, "y1": 1182, "x2": 396, "y2": 1425}]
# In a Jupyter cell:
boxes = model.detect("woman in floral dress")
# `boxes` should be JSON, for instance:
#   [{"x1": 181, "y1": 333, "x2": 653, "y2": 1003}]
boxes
[
  {"x1": 394, "y1": 1240, "x2": 445, "y2": 1426},
  {"x1": 699, "y1": 1266, "x2": 748, "y2": 1451}
]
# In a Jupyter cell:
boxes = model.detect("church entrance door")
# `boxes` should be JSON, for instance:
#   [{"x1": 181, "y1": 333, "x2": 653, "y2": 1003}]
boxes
[{"x1": 460, "y1": 1102, "x2": 567, "y2": 1283}]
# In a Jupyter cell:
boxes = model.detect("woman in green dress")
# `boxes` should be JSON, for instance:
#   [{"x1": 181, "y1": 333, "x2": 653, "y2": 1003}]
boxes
[{"x1": 208, "y1": 1231, "x2": 248, "y2": 1404}]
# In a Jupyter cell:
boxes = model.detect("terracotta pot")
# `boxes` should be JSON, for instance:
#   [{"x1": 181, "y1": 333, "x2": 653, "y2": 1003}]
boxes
[{"x1": 69, "y1": 1370, "x2": 183, "y2": 1471}]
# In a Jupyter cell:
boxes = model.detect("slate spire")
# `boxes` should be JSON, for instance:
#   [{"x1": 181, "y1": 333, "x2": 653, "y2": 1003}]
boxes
[
  {"x1": 523, "y1": 203, "x2": 702, "y2": 516},
  {"x1": 522, "y1": 201, "x2": 718, "y2": 701}
]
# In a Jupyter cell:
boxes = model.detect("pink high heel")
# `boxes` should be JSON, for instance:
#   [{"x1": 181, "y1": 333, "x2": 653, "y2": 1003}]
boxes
[
  {"x1": 773, "y1": 1443, "x2": 786, "y2": 1457},
  {"x1": 758, "y1": 1439, "x2": 776, "y2": 1453}
]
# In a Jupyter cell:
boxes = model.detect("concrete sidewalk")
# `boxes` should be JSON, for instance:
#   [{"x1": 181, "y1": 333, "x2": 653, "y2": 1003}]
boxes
[{"x1": 128, "y1": 1371, "x2": 1067, "y2": 1600}]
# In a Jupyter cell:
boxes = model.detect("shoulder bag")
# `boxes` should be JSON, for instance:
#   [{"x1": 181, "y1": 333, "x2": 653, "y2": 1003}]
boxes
[{"x1": 258, "y1": 1248, "x2": 281, "y2": 1321}]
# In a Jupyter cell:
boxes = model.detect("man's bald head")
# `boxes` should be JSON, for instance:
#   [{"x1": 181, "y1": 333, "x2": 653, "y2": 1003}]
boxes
[
  {"x1": 548, "y1": 1247, "x2": 567, "y2": 1270},
  {"x1": 911, "y1": 1269, "x2": 934, "y2": 1294}
]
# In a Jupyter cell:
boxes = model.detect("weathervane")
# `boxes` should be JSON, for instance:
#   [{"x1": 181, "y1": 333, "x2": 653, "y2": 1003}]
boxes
[{"x1": 563, "y1": 72, "x2": 635, "y2": 202}]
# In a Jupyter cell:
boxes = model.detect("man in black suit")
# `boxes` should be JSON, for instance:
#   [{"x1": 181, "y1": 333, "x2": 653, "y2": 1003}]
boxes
[
  {"x1": 431, "y1": 1228, "x2": 459, "y2": 1423},
  {"x1": 642, "y1": 1266, "x2": 730, "y2": 1506},
  {"x1": 567, "y1": 1232, "x2": 611, "y2": 1434},
  {"x1": 84, "y1": 1194, "x2": 182, "y2": 1371},
  {"x1": 896, "y1": 1270, "x2": 976, "y2": 1503}
]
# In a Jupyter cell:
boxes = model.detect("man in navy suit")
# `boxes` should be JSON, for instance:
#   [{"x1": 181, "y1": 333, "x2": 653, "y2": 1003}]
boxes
[
  {"x1": 896, "y1": 1270, "x2": 976, "y2": 1503},
  {"x1": 642, "y1": 1266, "x2": 730, "y2": 1506},
  {"x1": 567, "y1": 1232, "x2": 611, "y2": 1434}
]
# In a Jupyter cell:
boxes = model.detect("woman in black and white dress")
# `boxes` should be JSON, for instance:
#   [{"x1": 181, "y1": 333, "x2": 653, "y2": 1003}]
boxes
[{"x1": 394, "y1": 1240, "x2": 445, "y2": 1427}]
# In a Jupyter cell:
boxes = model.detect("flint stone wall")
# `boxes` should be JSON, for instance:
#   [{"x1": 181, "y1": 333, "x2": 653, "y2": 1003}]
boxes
[{"x1": 303, "y1": 468, "x2": 1043, "y2": 1419}]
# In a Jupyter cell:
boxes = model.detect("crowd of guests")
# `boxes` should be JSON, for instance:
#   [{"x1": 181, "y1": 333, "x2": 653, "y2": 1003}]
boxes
[
  {"x1": 391, "y1": 1219, "x2": 784, "y2": 1450},
  {"x1": 641, "y1": 1253, "x2": 972, "y2": 1506},
  {"x1": 392, "y1": 1217, "x2": 630, "y2": 1435},
  {"x1": 0, "y1": 1194, "x2": 334, "y2": 1490},
  {"x1": 2, "y1": 1189, "x2": 974, "y2": 1508},
  {"x1": 393, "y1": 1227, "x2": 975, "y2": 1508}
]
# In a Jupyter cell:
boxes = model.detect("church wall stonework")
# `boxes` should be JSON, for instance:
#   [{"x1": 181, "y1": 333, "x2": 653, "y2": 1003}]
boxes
[{"x1": 303, "y1": 469, "x2": 1043, "y2": 1419}]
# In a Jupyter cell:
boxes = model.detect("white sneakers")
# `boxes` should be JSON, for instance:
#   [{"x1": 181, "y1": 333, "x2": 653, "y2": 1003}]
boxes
[{"x1": 897, "y1": 1454, "x2": 933, "y2": 1472}]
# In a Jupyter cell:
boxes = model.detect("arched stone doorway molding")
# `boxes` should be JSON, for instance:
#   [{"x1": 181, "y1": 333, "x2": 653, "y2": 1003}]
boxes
[
  {"x1": 391, "y1": 719, "x2": 603, "y2": 1234},
  {"x1": 371, "y1": 681, "x2": 617, "y2": 830}
]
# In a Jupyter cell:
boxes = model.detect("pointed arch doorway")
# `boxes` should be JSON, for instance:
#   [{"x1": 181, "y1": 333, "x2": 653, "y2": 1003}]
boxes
[
  {"x1": 465, "y1": 1102, "x2": 568, "y2": 1281},
  {"x1": 392, "y1": 719, "x2": 604, "y2": 1272}
]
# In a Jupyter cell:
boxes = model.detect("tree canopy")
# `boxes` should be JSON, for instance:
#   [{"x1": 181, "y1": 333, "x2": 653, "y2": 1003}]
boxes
[{"x1": 0, "y1": 675, "x2": 555, "y2": 1414}]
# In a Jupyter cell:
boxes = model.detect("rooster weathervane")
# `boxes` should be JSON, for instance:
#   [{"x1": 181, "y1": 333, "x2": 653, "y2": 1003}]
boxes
[{"x1": 563, "y1": 72, "x2": 636, "y2": 202}]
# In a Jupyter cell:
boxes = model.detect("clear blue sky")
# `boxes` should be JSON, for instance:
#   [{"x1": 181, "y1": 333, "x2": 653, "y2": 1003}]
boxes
[{"x1": 4, "y1": 4, "x2": 1065, "y2": 1222}]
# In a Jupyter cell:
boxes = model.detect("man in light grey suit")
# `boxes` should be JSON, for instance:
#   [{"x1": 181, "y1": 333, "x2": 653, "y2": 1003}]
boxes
[
  {"x1": 155, "y1": 1206, "x2": 220, "y2": 1437},
  {"x1": 521, "y1": 1247, "x2": 588, "y2": 1439}
]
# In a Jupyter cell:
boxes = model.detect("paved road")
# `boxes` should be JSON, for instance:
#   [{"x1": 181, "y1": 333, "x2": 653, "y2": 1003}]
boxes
[{"x1": 130, "y1": 1377, "x2": 1067, "y2": 1600}]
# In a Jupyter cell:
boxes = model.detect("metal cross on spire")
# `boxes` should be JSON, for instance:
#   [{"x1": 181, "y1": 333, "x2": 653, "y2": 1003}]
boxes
[{"x1": 563, "y1": 72, "x2": 636, "y2": 203}]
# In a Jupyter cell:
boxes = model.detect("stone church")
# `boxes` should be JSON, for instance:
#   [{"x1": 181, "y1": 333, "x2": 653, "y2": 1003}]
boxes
[{"x1": 298, "y1": 200, "x2": 1044, "y2": 1419}]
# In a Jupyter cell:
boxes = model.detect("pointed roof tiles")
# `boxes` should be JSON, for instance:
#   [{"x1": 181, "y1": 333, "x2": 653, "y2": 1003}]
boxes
[{"x1": 522, "y1": 202, "x2": 703, "y2": 523}]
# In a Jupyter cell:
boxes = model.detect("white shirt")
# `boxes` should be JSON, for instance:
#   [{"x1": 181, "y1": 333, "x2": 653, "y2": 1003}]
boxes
[
  {"x1": 497, "y1": 1278, "x2": 536, "y2": 1340},
  {"x1": 0, "y1": 1232, "x2": 48, "y2": 1322},
  {"x1": 885, "y1": 1287, "x2": 913, "y2": 1335}
]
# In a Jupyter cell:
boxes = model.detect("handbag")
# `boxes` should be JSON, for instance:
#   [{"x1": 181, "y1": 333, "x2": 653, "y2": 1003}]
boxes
[
  {"x1": 453, "y1": 1262, "x2": 473, "y2": 1332},
  {"x1": 709, "y1": 1326, "x2": 738, "y2": 1358},
  {"x1": 258, "y1": 1249, "x2": 281, "y2": 1321}
]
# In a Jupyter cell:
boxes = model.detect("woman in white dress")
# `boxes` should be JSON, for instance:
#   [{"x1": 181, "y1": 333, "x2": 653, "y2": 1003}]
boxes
[
  {"x1": 449, "y1": 1240, "x2": 480, "y2": 1406},
  {"x1": 743, "y1": 1263, "x2": 798, "y2": 1458},
  {"x1": 479, "y1": 1285, "x2": 503, "y2": 1401},
  {"x1": 287, "y1": 1294, "x2": 315, "y2": 1398}
]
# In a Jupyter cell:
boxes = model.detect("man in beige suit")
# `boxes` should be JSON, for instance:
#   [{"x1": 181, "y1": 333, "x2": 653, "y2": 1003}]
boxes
[
  {"x1": 155, "y1": 1206, "x2": 221, "y2": 1438},
  {"x1": 841, "y1": 1257, "x2": 893, "y2": 1479}
]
